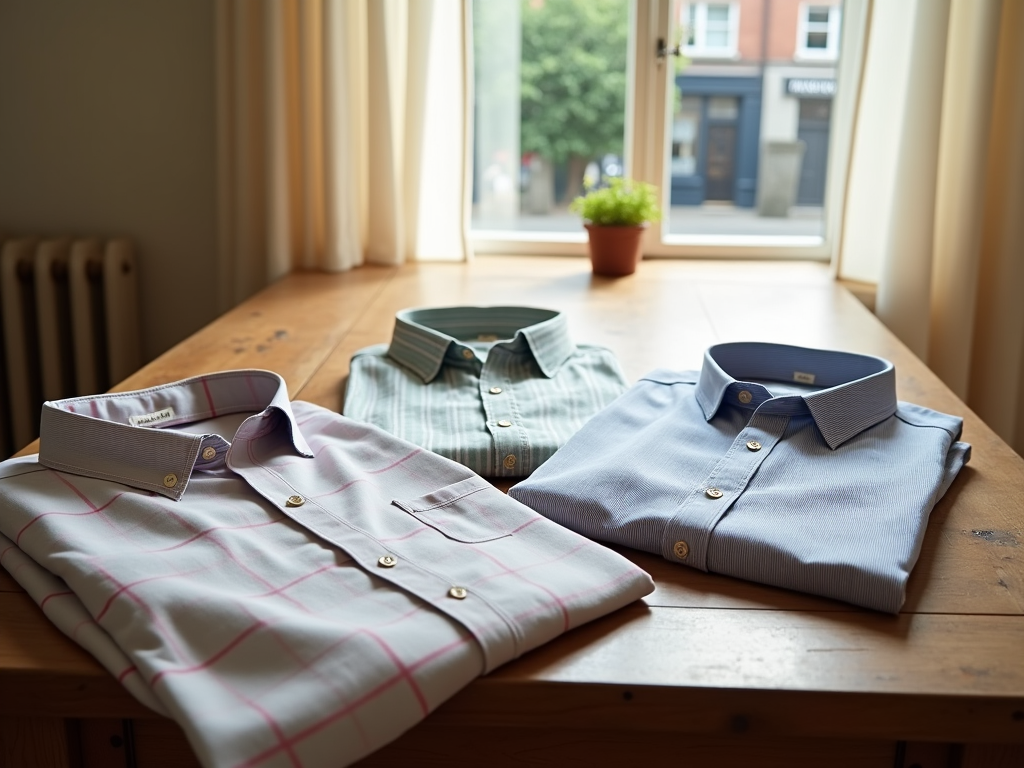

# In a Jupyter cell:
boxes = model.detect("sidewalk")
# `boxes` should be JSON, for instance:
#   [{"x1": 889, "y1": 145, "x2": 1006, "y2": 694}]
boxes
[{"x1": 473, "y1": 203, "x2": 825, "y2": 237}]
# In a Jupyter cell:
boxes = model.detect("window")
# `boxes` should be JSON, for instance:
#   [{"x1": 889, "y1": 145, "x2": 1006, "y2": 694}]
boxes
[
  {"x1": 796, "y1": 4, "x2": 842, "y2": 60},
  {"x1": 472, "y1": 0, "x2": 629, "y2": 244},
  {"x1": 470, "y1": 0, "x2": 864, "y2": 260},
  {"x1": 683, "y1": 2, "x2": 739, "y2": 58},
  {"x1": 671, "y1": 95, "x2": 702, "y2": 177}
]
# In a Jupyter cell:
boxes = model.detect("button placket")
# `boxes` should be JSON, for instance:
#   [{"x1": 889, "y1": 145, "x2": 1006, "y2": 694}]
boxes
[
  {"x1": 662, "y1": 412, "x2": 789, "y2": 569},
  {"x1": 480, "y1": 351, "x2": 527, "y2": 476},
  {"x1": 195, "y1": 436, "x2": 231, "y2": 470},
  {"x1": 231, "y1": 442, "x2": 521, "y2": 673},
  {"x1": 731, "y1": 382, "x2": 771, "y2": 409}
]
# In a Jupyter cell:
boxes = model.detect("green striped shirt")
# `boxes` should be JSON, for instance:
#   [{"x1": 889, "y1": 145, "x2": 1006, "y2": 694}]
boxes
[{"x1": 344, "y1": 307, "x2": 628, "y2": 478}]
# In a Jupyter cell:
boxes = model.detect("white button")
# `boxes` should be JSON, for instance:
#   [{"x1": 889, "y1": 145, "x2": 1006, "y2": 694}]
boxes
[
  {"x1": 378, "y1": 555, "x2": 397, "y2": 568},
  {"x1": 448, "y1": 586, "x2": 468, "y2": 599},
  {"x1": 705, "y1": 488, "x2": 723, "y2": 499},
  {"x1": 285, "y1": 495, "x2": 305, "y2": 507},
  {"x1": 746, "y1": 440, "x2": 762, "y2": 452},
  {"x1": 489, "y1": 387, "x2": 503, "y2": 395},
  {"x1": 497, "y1": 419, "x2": 513, "y2": 428}
]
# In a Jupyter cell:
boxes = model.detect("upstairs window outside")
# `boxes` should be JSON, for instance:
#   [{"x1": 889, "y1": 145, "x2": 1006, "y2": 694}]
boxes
[
  {"x1": 683, "y1": 3, "x2": 739, "y2": 58},
  {"x1": 796, "y1": 3, "x2": 841, "y2": 60}
]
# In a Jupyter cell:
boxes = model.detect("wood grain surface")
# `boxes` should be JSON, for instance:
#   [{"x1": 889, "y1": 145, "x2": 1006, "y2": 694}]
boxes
[{"x1": 2, "y1": 256, "x2": 1022, "y2": 766}]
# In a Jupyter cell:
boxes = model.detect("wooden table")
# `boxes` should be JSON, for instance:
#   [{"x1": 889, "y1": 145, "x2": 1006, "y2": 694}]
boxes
[{"x1": 2, "y1": 257, "x2": 1022, "y2": 768}]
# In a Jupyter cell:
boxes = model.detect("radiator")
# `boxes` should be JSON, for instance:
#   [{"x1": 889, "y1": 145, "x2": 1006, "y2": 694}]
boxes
[{"x1": 0, "y1": 237, "x2": 141, "y2": 456}]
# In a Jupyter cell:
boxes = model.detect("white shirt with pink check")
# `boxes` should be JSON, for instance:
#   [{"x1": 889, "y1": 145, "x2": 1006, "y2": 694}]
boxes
[{"x1": 0, "y1": 369, "x2": 653, "y2": 768}]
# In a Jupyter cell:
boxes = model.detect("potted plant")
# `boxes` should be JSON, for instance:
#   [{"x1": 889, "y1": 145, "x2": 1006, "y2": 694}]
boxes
[{"x1": 570, "y1": 177, "x2": 661, "y2": 277}]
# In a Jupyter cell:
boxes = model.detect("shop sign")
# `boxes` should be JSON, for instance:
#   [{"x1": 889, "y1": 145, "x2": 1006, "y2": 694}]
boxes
[{"x1": 785, "y1": 78, "x2": 836, "y2": 97}]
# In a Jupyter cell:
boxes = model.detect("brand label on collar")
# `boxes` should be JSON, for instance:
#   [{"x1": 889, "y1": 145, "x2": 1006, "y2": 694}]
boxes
[
  {"x1": 793, "y1": 371, "x2": 816, "y2": 385},
  {"x1": 129, "y1": 407, "x2": 176, "y2": 427}
]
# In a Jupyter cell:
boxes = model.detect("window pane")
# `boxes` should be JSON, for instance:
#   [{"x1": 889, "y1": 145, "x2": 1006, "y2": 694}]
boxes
[
  {"x1": 672, "y1": 95, "x2": 702, "y2": 177},
  {"x1": 708, "y1": 96, "x2": 738, "y2": 120},
  {"x1": 667, "y1": 1, "x2": 842, "y2": 239},
  {"x1": 807, "y1": 31, "x2": 829, "y2": 49},
  {"x1": 706, "y1": 5, "x2": 730, "y2": 22},
  {"x1": 705, "y1": 29, "x2": 730, "y2": 48},
  {"x1": 471, "y1": 0, "x2": 629, "y2": 234}
]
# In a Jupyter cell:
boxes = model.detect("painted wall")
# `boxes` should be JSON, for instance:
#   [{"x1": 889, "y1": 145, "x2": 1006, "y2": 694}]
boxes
[{"x1": 0, "y1": 0, "x2": 218, "y2": 364}]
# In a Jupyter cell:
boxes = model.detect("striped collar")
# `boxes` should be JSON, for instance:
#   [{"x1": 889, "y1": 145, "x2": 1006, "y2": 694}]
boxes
[
  {"x1": 387, "y1": 307, "x2": 576, "y2": 383},
  {"x1": 695, "y1": 342, "x2": 897, "y2": 449}
]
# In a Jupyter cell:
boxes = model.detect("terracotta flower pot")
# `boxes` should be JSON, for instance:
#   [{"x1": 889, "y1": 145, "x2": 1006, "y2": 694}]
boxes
[{"x1": 584, "y1": 223, "x2": 647, "y2": 277}]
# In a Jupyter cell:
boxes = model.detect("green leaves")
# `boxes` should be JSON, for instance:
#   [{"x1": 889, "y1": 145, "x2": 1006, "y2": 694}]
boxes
[
  {"x1": 569, "y1": 178, "x2": 662, "y2": 226},
  {"x1": 519, "y1": 0, "x2": 628, "y2": 164}
]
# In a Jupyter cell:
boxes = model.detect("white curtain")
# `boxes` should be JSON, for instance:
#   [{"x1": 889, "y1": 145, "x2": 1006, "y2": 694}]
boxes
[
  {"x1": 216, "y1": 0, "x2": 471, "y2": 310},
  {"x1": 838, "y1": 0, "x2": 1024, "y2": 454}
]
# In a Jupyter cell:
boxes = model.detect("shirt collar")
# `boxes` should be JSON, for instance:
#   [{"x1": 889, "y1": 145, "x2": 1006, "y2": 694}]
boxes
[
  {"x1": 387, "y1": 306, "x2": 576, "y2": 382},
  {"x1": 38, "y1": 370, "x2": 312, "y2": 500},
  {"x1": 694, "y1": 342, "x2": 897, "y2": 449}
]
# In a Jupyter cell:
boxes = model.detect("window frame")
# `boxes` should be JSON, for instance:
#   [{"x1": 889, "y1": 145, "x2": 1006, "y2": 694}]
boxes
[
  {"x1": 682, "y1": 2, "x2": 740, "y2": 60},
  {"x1": 795, "y1": 3, "x2": 843, "y2": 62},
  {"x1": 468, "y1": 0, "x2": 869, "y2": 265}
]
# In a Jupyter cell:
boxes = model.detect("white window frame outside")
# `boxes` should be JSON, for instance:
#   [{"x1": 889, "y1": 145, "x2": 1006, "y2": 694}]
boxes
[
  {"x1": 795, "y1": 3, "x2": 842, "y2": 61},
  {"x1": 682, "y1": 2, "x2": 740, "y2": 59},
  {"x1": 469, "y1": 0, "x2": 869, "y2": 265}
]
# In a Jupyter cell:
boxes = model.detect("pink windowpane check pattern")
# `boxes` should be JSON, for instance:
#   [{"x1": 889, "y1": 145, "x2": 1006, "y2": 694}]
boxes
[{"x1": 0, "y1": 370, "x2": 654, "y2": 768}]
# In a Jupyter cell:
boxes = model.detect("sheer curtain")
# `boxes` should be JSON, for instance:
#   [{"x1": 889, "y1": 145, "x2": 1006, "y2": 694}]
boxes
[
  {"x1": 215, "y1": 0, "x2": 471, "y2": 310},
  {"x1": 838, "y1": 0, "x2": 1024, "y2": 454}
]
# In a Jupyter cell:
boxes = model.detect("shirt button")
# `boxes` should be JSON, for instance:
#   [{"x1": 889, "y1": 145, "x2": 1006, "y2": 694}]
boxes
[
  {"x1": 497, "y1": 419, "x2": 513, "y2": 428},
  {"x1": 489, "y1": 386, "x2": 503, "y2": 395},
  {"x1": 448, "y1": 586, "x2": 468, "y2": 600},
  {"x1": 738, "y1": 390, "x2": 753, "y2": 404},
  {"x1": 673, "y1": 540, "x2": 690, "y2": 559},
  {"x1": 461, "y1": 348, "x2": 475, "y2": 360},
  {"x1": 201, "y1": 446, "x2": 217, "y2": 460},
  {"x1": 746, "y1": 440, "x2": 762, "y2": 451},
  {"x1": 503, "y1": 454, "x2": 517, "y2": 470},
  {"x1": 705, "y1": 487, "x2": 724, "y2": 499},
  {"x1": 377, "y1": 555, "x2": 397, "y2": 568},
  {"x1": 285, "y1": 495, "x2": 305, "y2": 507},
  {"x1": 162, "y1": 473, "x2": 178, "y2": 488}
]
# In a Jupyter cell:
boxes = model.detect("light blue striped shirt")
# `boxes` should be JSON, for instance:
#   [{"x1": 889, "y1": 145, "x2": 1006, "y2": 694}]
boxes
[
  {"x1": 344, "y1": 307, "x2": 629, "y2": 477},
  {"x1": 510, "y1": 342, "x2": 972, "y2": 613}
]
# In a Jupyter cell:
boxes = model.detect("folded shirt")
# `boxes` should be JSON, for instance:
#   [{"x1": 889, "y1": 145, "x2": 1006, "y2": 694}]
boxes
[
  {"x1": 0, "y1": 369, "x2": 653, "y2": 768},
  {"x1": 344, "y1": 306, "x2": 628, "y2": 477},
  {"x1": 510, "y1": 342, "x2": 971, "y2": 613}
]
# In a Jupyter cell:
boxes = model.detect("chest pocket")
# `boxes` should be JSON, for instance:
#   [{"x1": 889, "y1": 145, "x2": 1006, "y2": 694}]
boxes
[{"x1": 391, "y1": 475, "x2": 537, "y2": 543}]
